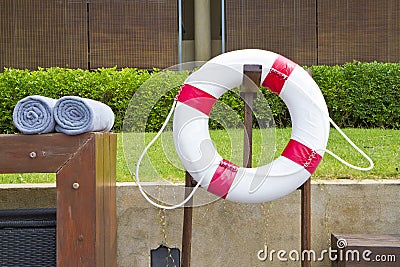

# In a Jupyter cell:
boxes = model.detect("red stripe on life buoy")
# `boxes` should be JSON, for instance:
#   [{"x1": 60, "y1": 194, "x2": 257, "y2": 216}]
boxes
[
  {"x1": 281, "y1": 139, "x2": 322, "y2": 174},
  {"x1": 262, "y1": 55, "x2": 296, "y2": 95},
  {"x1": 207, "y1": 159, "x2": 238, "y2": 199},
  {"x1": 176, "y1": 84, "x2": 217, "y2": 116}
]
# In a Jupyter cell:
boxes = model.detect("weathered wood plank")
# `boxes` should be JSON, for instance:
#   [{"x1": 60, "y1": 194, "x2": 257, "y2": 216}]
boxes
[
  {"x1": 56, "y1": 133, "x2": 97, "y2": 266},
  {"x1": 95, "y1": 133, "x2": 105, "y2": 267},
  {"x1": 332, "y1": 234, "x2": 400, "y2": 267},
  {"x1": 105, "y1": 133, "x2": 117, "y2": 267},
  {"x1": 0, "y1": 133, "x2": 92, "y2": 173}
]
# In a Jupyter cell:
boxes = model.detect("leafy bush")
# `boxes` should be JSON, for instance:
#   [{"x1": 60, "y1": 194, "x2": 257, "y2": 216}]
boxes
[
  {"x1": 311, "y1": 62, "x2": 400, "y2": 129},
  {"x1": 0, "y1": 61, "x2": 399, "y2": 134}
]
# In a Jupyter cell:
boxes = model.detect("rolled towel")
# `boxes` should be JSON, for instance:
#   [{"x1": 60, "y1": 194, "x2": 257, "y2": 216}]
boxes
[
  {"x1": 54, "y1": 96, "x2": 114, "y2": 135},
  {"x1": 12, "y1": 95, "x2": 57, "y2": 134}
]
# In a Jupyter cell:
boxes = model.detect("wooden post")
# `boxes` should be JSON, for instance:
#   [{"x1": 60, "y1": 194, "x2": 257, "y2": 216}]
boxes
[
  {"x1": 181, "y1": 172, "x2": 196, "y2": 267},
  {"x1": 241, "y1": 64, "x2": 261, "y2": 168},
  {"x1": 301, "y1": 68, "x2": 313, "y2": 267},
  {"x1": 301, "y1": 179, "x2": 311, "y2": 267},
  {"x1": 0, "y1": 132, "x2": 117, "y2": 267}
]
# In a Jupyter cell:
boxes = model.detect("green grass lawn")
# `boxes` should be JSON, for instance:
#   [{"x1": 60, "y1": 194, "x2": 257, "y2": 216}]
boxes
[{"x1": 1, "y1": 128, "x2": 399, "y2": 184}]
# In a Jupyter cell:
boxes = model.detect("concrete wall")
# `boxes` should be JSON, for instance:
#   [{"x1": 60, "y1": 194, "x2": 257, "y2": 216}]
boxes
[{"x1": 1, "y1": 180, "x2": 399, "y2": 266}]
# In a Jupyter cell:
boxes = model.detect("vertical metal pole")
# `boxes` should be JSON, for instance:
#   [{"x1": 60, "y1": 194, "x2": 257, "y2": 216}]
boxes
[
  {"x1": 178, "y1": 0, "x2": 183, "y2": 67},
  {"x1": 221, "y1": 0, "x2": 225, "y2": 53},
  {"x1": 181, "y1": 172, "x2": 195, "y2": 267},
  {"x1": 86, "y1": 0, "x2": 91, "y2": 70}
]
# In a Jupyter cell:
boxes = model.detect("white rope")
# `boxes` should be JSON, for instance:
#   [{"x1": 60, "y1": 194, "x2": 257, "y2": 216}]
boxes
[
  {"x1": 135, "y1": 100, "x2": 204, "y2": 210},
  {"x1": 322, "y1": 117, "x2": 374, "y2": 171},
  {"x1": 287, "y1": 73, "x2": 374, "y2": 171},
  {"x1": 136, "y1": 67, "x2": 374, "y2": 209}
]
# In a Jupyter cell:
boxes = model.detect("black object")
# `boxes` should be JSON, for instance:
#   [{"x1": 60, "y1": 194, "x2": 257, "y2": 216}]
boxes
[
  {"x1": 151, "y1": 245, "x2": 181, "y2": 267},
  {"x1": 0, "y1": 208, "x2": 56, "y2": 267}
]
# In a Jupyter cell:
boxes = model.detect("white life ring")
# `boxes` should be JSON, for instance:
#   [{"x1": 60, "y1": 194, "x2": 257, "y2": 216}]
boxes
[{"x1": 173, "y1": 49, "x2": 330, "y2": 203}]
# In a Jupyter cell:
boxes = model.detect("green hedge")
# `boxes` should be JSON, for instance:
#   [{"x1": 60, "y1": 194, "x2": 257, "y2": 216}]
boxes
[
  {"x1": 0, "y1": 61, "x2": 399, "y2": 134},
  {"x1": 310, "y1": 62, "x2": 400, "y2": 129}
]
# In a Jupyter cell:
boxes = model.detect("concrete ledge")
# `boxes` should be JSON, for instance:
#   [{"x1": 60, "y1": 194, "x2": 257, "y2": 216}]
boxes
[{"x1": 1, "y1": 180, "x2": 399, "y2": 266}]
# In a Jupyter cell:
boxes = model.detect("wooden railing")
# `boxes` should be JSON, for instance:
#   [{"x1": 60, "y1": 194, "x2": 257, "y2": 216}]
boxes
[{"x1": 0, "y1": 132, "x2": 117, "y2": 267}]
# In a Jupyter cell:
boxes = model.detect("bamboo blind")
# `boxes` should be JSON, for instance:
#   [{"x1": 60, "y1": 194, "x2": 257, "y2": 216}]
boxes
[
  {"x1": 1, "y1": 0, "x2": 399, "y2": 69},
  {"x1": 0, "y1": 0, "x2": 88, "y2": 70},
  {"x1": 317, "y1": 0, "x2": 400, "y2": 64},
  {"x1": 225, "y1": 0, "x2": 318, "y2": 66},
  {"x1": 89, "y1": 0, "x2": 178, "y2": 69}
]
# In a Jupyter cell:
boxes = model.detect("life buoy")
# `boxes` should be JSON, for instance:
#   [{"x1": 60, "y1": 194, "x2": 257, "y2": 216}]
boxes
[{"x1": 173, "y1": 49, "x2": 330, "y2": 203}]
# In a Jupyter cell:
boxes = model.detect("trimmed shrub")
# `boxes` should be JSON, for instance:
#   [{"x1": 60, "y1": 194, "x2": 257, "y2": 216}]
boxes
[
  {"x1": 311, "y1": 62, "x2": 400, "y2": 129},
  {"x1": 0, "y1": 61, "x2": 399, "y2": 134}
]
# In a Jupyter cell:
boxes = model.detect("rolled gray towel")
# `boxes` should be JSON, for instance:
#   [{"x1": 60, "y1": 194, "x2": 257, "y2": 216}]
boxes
[
  {"x1": 12, "y1": 95, "x2": 57, "y2": 134},
  {"x1": 54, "y1": 96, "x2": 114, "y2": 135}
]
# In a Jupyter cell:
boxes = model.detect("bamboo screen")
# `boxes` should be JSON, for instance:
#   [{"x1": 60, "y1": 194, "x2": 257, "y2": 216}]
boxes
[
  {"x1": 2, "y1": 1, "x2": 399, "y2": 69},
  {"x1": 0, "y1": 0, "x2": 88, "y2": 70},
  {"x1": 225, "y1": 0, "x2": 318, "y2": 66},
  {"x1": 89, "y1": 0, "x2": 178, "y2": 69},
  {"x1": 317, "y1": 0, "x2": 400, "y2": 64}
]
